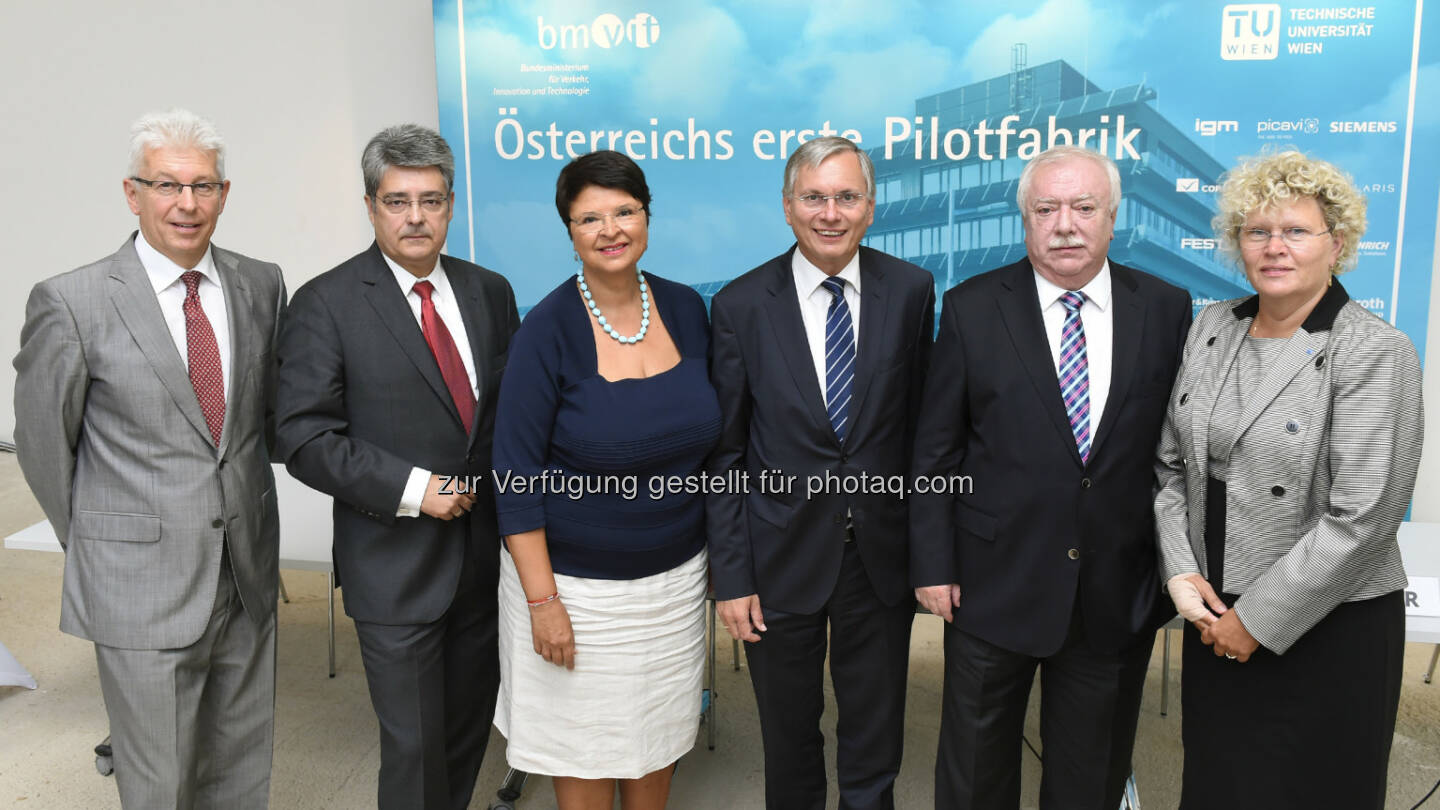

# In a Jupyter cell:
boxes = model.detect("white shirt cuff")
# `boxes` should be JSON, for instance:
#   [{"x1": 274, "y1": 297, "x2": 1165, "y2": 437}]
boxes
[{"x1": 397, "y1": 467, "x2": 430, "y2": 518}]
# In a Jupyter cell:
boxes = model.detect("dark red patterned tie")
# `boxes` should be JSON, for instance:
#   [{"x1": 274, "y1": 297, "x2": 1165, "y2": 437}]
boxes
[
  {"x1": 412, "y1": 280, "x2": 476, "y2": 434},
  {"x1": 181, "y1": 271, "x2": 225, "y2": 446}
]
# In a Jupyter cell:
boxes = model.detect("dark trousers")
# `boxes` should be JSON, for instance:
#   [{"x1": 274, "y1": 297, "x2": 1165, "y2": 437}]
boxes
[
  {"x1": 934, "y1": 613, "x2": 1151, "y2": 810},
  {"x1": 352, "y1": 541, "x2": 499, "y2": 810},
  {"x1": 744, "y1": 541, "x2": 914, "y2": 810}
]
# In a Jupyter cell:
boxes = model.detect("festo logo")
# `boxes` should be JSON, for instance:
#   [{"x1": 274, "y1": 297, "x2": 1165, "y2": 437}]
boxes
[
  {"x1": 538, "y1": 13, "x2": 660, "y2": 49},
  {"x1": 1194, "y1": 119, "x2": 1239, "y2": 136},
  {"x1": 1257, "y1": 118, "x2": 1319, "y2": 134},
  {"x1": 1182, "y1": 237, "x2": 1219, "y2": 250},
  {"x1": 1176, "y1": 178, "x2": 1220, "y2": 193},
  {"x1": 1329, "y1": 120, "x2": 1398, "y2": 134},
  {"x1": 1221, "y1": 4, "x2": 1280, "y2": 60}
]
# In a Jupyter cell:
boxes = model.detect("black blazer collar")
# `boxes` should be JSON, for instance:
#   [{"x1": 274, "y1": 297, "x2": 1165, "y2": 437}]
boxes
[{"x1": 1230, "y1": 278, "x2": 1349, "y2": 332}]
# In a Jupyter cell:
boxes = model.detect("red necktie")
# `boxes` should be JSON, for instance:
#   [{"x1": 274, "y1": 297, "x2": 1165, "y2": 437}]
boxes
[
  {"x1": 181, "y1": 271, "x2": 225, "y2": 447},
  {"x1": 412, "y1": 280, "x2": 476, "y2": 434}
]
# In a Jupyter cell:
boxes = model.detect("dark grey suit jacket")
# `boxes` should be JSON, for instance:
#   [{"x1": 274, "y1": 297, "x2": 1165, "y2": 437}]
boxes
[
  {"x1": 14, "y1": 234, "x2": 286, "y2": 650},
  {"x1": 274, "y1": 243, "x2": 518, "y2": 625},
  {"x1": 707, "y1": 246, "x2": 935, "y2": 614}
]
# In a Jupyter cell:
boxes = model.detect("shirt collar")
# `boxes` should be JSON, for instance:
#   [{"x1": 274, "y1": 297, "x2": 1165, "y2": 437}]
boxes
[
  {"x1": 134, "y1": 230, "x2": 218, "y2": 295},
  {"x1": 1033, "y1": 260, "x2": 1112, "y2": 312},
  {"x1": 792, "y1": 248, "x2": 862, "y2": 298},
  {"x1": 382, "y1": 252, "x2": 449, "y2": 299}
]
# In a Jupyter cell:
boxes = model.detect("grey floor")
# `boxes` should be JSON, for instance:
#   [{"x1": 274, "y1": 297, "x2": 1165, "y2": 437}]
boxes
[{"x1": 1, "y1": 451, "x2": 1438, "y2": 809}]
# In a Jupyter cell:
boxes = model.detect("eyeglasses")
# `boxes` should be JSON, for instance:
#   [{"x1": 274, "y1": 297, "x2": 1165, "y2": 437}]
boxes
[
  {"x1": 790, "y1": 192, "x2": 869, "y2": 210},
  {"x1": 130, "y1": 177, "x2": 224, "y2": 198},
  {"x1": 1239, "y1": 227, "x2": 1331, "y2": 247},
  {"x1": 569, "y1": 207, "x2": 644, "y2": 234},
  {"x1": 375, "y1": 196, "x2": 450, "y2": 215}
]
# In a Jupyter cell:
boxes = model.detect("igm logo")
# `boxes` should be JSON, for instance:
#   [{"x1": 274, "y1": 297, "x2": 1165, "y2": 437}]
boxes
[
  {"x1": 538, "y1": 13, "x2": 660, "y2": 49},
  {"x1": 1221, "y1": 4, "x2": 1280, "y2": 60}
]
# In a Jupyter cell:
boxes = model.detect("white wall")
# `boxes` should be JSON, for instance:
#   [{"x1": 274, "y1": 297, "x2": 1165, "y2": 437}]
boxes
[{"x1": 1, "y1": 0, "x2": 1437, "y2": 518}]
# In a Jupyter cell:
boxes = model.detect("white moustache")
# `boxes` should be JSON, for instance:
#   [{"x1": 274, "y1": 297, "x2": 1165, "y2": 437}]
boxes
[{"x1": 1048, "y1": 236, "x2": 1085, "y2": 249}]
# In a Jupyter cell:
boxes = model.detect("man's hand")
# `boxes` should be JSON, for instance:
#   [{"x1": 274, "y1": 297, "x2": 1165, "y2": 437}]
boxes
[
  {"x1": 530, "y1": 599, "x2": 576, "y2": 670},
  {"x1": 915, "y1": 584, "x2": 962, "y2": 623},
  {"x1": 718, "y1": 595, "x2": 766, "y2": 643},
  {"x1": 419, "y1": 473, "x2": 475, "y2": 520},
  {"x1": 1200, "y1": 609, "x2": 1260, "y2": 662}
]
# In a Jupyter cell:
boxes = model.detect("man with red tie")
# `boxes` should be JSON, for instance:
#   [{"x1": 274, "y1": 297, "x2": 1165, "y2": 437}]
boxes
[{"x1": 276, "y1": 124, "x2": 519, "y2": 810}]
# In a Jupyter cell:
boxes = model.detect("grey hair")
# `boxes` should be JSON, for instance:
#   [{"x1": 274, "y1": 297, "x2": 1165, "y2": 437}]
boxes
[
  {"x1": 782, "y1": 136, "x2": 876, "y2": 199},
  {"x1": 361, "y1": 124, "x2": 455, "y2": 198},
  {"x1": 128, "y1": 109, "x2": 226, "y2": 179},
  {"x1": 1016, "y1": 145, "x2": 1121, "y2": 216}
]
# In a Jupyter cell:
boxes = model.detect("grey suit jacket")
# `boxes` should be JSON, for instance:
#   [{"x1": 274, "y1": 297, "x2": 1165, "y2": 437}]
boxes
[
  {"x1": 14, "y1": 234, "x2": 287, "y2": 650},
  {"x1": 1155, "y1": 280, "x2": 1423, "y2": 654}
]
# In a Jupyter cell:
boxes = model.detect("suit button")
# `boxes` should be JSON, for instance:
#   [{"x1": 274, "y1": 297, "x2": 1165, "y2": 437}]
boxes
[
  {"x1": 211, "y1": 518, "x2": 224, "y2": 528},
  {"x1": 1271, "y1": 485, "x2": 1285, "y2": 497},
  {"x1": 1206, "y1": 336, "x2": 1217, "y2": 346},
  {"x1": 1080, "y1": 478, "x2": 1092, "y2": 489},
  {"x1": 840, "y1": 453, "x2": 849, "y2": 463},
  {"x1": 833, "y1": 514, "x2": 844, "y2": 525},
  {"x1": 1067, "y1": 548, "x2": 1080, "y2": 560},
  {"x1": 467, "y1": 454, "x2": 476, "y2": 463},
  {"x1": 218, "y1": 459, "x2": 226, "y2": 469},
  {"x1": 1179, "y1": 393, "x2": 1188, "y2": 405}
]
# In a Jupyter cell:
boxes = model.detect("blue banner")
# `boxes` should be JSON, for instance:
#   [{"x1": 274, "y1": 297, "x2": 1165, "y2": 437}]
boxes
[{"x1": 434, "y1": 1, "x2": 1438, "y2": 360}]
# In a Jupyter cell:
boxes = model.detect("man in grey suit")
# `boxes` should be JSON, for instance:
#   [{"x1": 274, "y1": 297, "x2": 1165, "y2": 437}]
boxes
[
  {"x1": 275, "y1": 125, "x2": 518, "y2": 810},
  {"x1": 13, "y1": 109, "x2": 287, "y2": 809}
]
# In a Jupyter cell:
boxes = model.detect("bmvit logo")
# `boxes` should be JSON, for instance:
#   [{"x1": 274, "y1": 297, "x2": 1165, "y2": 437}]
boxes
[
  {"x1": 1194, "y1": 119, "x2": 1239, "y2": 136},
  {"x1": 1181, "y1": 237, "x2": 1218, "y2": 250},
  {"x1": 1257, "y1": 118, "x2": 1319, "y2": 134},
  {"x1": 1330, "y1": 120, "x2": 1398, "y2": 133},
  {"x1": 538, "y1": 13, "x2": 660, "y2": 49},
  {"x1": 1176, "y1": 178, "x2": 1220, "y2": 193},
  {"x1": 1221, "y1": 4, "x2": 1280, "y2": 60}
]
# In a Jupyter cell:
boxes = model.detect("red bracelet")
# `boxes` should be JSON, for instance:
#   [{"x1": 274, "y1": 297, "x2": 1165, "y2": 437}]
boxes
[{"x1": 526, "y1": 592, "x2": 559, "y2": 608}]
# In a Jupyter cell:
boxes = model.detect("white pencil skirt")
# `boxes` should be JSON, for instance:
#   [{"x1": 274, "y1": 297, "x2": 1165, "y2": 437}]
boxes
[{"x1": 494, "y1": 547, "x2": 707, "y2": 779}]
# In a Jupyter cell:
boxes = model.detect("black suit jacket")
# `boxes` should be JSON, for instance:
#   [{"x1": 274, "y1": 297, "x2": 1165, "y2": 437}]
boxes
[
  {"x1": 707, "y1": 246, "x2": 934, "y2": 614},
  {"x1": 909, "y1": 258, "x2": 1190, "y2": 657},
  {"x1": 275, "y1": 243, "x2": 519, "y2": 625}
]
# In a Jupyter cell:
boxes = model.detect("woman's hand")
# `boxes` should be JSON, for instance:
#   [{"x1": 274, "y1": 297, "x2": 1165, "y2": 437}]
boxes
[
  {"x1": 1167, "y1": 573, "x2": 1227, "y2": 630},
  {"x1": 1202, "y1": 610, "x2": 1261, "y2": 662},
  {"x1": 530, "y1": 599, "x2": 576, "y2": 670}
]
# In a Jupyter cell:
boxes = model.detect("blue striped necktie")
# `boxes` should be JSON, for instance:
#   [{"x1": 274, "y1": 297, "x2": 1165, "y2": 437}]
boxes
[
  {"x1": 1058, "y1": 291, "x2": 1091, "y2": 463},
  {"x1": 822, "y1": 277, "x2": 855, "y2": 443}
]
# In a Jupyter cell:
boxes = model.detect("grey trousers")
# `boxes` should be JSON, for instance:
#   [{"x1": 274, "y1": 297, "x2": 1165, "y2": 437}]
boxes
[{"x1": 95, "y1": 561, "x2": 276, "y2": 810}]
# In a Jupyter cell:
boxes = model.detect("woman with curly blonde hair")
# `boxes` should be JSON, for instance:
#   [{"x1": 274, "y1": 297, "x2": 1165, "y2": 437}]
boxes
[{"x1": 1153, "y1": 149, "x2": 1424, "y2": 808}]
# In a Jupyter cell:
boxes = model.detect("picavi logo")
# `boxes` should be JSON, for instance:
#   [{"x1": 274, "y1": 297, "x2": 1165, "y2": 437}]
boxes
[
  {"x1": 1221, "y1": 4, "x2": 1280, "y2": 60},
  {"x1": 1194, "y1": 119, "x2": 1239, "y2": 136},
  {"x1": 537, "y1": 12, "x2": 660, "y2": 49},
  {"x1": 1181, "y1": 237, "x2": 1219, "y2": 250},
  {"x1": 1257, "y1": 118, "x2": 1319, "y2": 134},
  {"x1": 1176, "y1": 178, "x2": 1220, "y2": 193}
]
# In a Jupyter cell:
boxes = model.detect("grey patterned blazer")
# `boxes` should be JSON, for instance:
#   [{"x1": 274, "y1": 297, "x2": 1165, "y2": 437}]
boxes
[
  {"x1": 13, "y1": 234, "x2": 286, "y2": 650},
  {"x1": 1155, "y1": 280, "x2": 1423, "y2": 654}
]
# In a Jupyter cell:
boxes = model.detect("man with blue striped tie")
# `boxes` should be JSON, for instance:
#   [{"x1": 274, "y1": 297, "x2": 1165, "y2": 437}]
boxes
[
  {"x1": 909, "y1": 146, "x2": 1192, "y2": 810},
  {"x1": 708, "y1": 136, "x2": 935, "y2": 810}
]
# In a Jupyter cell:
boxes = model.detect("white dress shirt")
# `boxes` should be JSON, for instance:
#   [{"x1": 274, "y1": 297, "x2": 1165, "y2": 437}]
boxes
[
  {"x1": 1034, "y1": 262, "x2": 1113, "y2": 438},
  {"x1": 792, "y1": 250, "x2": 861, "y2": 405},
  {"x1": 381, "y1": 253, "x2": 478, "y2": 517},
  {"x1": 135, "y1": 231, "x2": 232, "y2": 402}
]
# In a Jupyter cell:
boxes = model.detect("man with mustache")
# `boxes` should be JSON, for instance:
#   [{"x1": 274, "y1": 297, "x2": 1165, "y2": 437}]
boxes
[
  {"x1": 275, "y1": 124, "x2": 518, "y2": 810},
  {"x1": 909, "y1": 146, "x2": 1191, "y2": 810}
]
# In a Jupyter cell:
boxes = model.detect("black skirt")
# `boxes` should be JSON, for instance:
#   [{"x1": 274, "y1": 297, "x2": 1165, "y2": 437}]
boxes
[{"x1": 1179, "y1": 477, "x2": 1404, "y2": 810}]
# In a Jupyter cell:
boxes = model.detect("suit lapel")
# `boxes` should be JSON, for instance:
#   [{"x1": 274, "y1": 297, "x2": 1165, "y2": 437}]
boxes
[
  {"x1": 359, "y1": 245, "x2": 464, "y2": 431},
  {"x1": 107, "y1": 237, "x2": 214, "y2": 446},
  {"x1": 763, "y1": 254, "x2": 836, "y2": 445},
  {"x1": 1088, "y1": 265, "x2": 1141, "y2": 461},
  {"x1": 996, "y1": 261, "x2": 1082, "y2": 465},
  {"x1": 846, "y1": 254, "x2": 890, "y2": 444},
  {"x1": 214, "y1": 247, "x2": 253, "y2": 458},
  {"x1": 447, "y1": 258, "x2": 492, "y2": 450}
]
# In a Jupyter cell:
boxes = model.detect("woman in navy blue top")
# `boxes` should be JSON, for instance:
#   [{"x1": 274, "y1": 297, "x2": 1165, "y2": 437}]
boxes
[{"x1": 491, "y1": 151, "x2": 721, "y2": 809}]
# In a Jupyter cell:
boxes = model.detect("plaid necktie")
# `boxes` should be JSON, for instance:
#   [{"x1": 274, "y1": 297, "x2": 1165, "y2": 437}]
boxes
[
  {"x1": 1058, "y1": 290, "x2": 1091, "y2": 463},
  {"x1": 822, "y1": 276, "x2": 855, "y2": 443}
]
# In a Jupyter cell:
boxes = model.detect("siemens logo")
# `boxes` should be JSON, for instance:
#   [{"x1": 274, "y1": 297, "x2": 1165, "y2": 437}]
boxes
[
  {"x1": 538, "y1": 13, "x2": 660, "y2": 49},
  {"x1": 1257, "y1": 118, "x2": 1319, "y2": 133},
  {"x1": 1329, "y1": 121, "x2": 1398, "y2": 133},
  {"x1": 1181, "y1": 238, "x2": 1218, "y2": 250}
]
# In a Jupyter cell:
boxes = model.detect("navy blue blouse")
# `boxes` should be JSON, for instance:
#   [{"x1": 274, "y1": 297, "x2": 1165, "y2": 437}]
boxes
[{"x1": 492, "y1": 272, "x2": 721, "y2": 579}]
